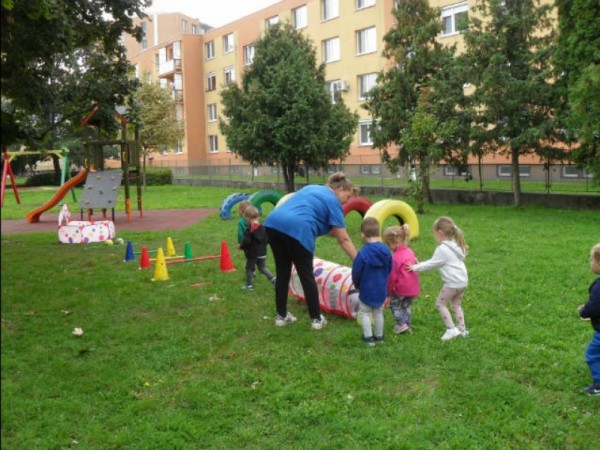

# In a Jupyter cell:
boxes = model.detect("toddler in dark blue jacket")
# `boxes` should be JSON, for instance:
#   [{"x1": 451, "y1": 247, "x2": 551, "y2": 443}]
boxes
[{"x1": 352, "y1": 217, "x2": 392, "y2": 347}]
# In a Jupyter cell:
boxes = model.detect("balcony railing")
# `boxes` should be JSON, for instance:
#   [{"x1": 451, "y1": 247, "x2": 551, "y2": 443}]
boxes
[{"x1": 158, "y1": 58, "x2": 182, "y2": 76}]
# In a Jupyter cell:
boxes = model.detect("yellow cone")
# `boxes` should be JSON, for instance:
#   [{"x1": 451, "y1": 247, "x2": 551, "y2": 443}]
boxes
[
  {"x1": 165, "y1": 237, "x2": 176, "y2": 257},
  {"x1": 152, "y1": 247, "x2": 169, "y2": 281}
]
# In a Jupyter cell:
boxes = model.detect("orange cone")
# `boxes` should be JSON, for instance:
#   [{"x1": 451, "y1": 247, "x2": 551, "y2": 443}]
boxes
[
  {"x1": 139, "y1": 247, "x2": 151, "y2": 270},
  {"x1": 219, "y1": 241, "x2": 236, "y2": 272},
  {"x1": 152, "y1": 247, "x2": 169, "y2": 281}
]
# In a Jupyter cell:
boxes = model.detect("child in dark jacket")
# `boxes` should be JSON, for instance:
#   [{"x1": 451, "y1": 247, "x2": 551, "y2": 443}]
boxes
[
  {"x1": 239, "y1": 206, "x2": 275, "y2": 291},
  {"x1": 578, "y1": 243, "x2": 600, "y2": 396},
  {"x1": 352, "y1": 217, "x2": 392, "y2": 347}
]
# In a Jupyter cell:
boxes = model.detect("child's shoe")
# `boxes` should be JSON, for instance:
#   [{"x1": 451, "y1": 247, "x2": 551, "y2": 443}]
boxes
[
  {"x1": 393, "y1": 324, "x2": 410, "y2": 334},
  {"x1": 581, "y1": 384, "x2": 600, "y2": 396},
  {"x1": 363, "y1": 336, "x2": 376, "y2": 347},
  {"x1": 241, "y1": 284, "x2": 254, "y2": 291},
  {"x1": 311, "y1": 314, "x2": 327, "y2": 330},
  {"x1": 374, "y1": 335, "x2": 384, "y2": 344},
  {"x1": 270, "y1": 277, "x2": 276, "y2": 286},
  {"x1": 275, "y1": 312, "x2": 297, "y2": 327},
  {"x1": 441, "y1": 327, "x2": 461, "y2": 341}
]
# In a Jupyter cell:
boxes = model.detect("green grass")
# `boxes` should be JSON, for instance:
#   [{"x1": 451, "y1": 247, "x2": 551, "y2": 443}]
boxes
[{"x1": 2, "y1": 186, "x2": 599, "y2": 448}]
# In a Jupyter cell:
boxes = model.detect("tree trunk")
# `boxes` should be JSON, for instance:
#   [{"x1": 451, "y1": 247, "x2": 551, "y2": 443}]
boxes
[
  {"x1": 52, "y1": 153, "x2": 61, "y2": 185},
  {"x1": 478, "y1": 154, "x2": 484, "y2": 191},
  {"x1": 142, "y1": 153, "x2": 147, "y2": 192},
  {"x1": 282, "y1": 163, "x2": 296, "y2": 192},
  {"x1": 511, "y1": 148, "x2": 522, "y2": 207}
]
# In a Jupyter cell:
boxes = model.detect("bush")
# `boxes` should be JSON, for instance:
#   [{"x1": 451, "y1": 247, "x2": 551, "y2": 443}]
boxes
[
  {"x1": 144, "y1": 168, "x2": 172, "y2": 185},
  {"x1": 23, "y1": 172, "x2": 59, "y2": 187}
]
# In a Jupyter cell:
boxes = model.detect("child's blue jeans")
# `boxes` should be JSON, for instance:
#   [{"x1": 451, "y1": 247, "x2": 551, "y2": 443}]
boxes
[{"x1": 585, "y1": 331, "x2": 600, "y2": 385}]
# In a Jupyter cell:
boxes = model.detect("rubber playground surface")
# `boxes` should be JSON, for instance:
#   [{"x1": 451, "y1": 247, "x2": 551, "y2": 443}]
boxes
[{"x1": 1, "y1": 208, "x2": 217, "y2": 235}]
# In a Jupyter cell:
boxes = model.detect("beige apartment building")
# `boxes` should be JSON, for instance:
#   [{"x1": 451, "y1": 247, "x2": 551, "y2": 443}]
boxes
[{"x1": 123, "y1": 0, "x2": 592, "y2": 184}]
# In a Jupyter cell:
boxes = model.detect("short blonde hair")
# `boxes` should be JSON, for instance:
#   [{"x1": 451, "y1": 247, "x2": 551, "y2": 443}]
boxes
[
  {"x1": 591, "y1": 243, "x2": 600, "y2": 264},
  {"x1": 361, "y1": 217, "x2": 380, "y2": 238},
  {"x1": 244, "y1": 205, "x2": 259, "y2": 220}
]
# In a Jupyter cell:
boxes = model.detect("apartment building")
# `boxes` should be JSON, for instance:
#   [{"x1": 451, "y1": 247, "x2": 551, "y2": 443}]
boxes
[{"x1": 123, "y1": 0, "x2": 592, "y2": 184}]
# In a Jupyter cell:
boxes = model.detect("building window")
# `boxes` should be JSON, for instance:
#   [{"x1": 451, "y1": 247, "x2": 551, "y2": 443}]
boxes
[
  {"x1": 266, "y1": 16, "x2": 279, "y2": 28},
  {"x1": 141, "y1": 22, "x2": 148, "y2": 51},
  {"x1": 207, "y1": 72, "x2": 216, "y2": 91},
  {"x1": 326, "y1": 80, "x2": 347, "y2": 103},
  {"x1": 356, "y1": 27, "x2": 376, "y2": 55},
  {"x1": 359, "y1": 120, "x2": 374, "y2": 145},
  {"x1": 181, "y1": 19, "x2": 187, "y2": 32},
  {"x1": 244, "y1": 44, "x2": 255, "y2": 65},
  {"x1": 322, "y1": 37, "x2": 340, "y2": 63},
  {"x1": 292, "y1": 5, "x2": 308, "y2": 29},
  {"x1": 321, "y1": 0, "x2": 339, "y2": 21},
  {"x1": 441, "y1": 2, "x2": 468, "y2": 36},
  {"x1": 360, "y1": 165, "x2": 371, "y2": 175},
  {"x1": 371, "y1": 164, "x2": 380, "y2": 175},
  {"x1": 358, "y1": 73, "x2": 377, "y2": 99},
  {"x1": 224, "y1": 66, "x2": 235, "y2": 85},
  {"x1": 498, "y1": 165, "x2": 531, "y2": 177},
  {"x1": 357, "y1": 0, "x2": 375, "y2": 9},
  {"x1": 205, "y1": 41, "x2": 215, "y2": 60},
  {"x1": 208, "y1": 104, "x2": 217, "y2": 122},
  {"x1": 209, "y1": 135, "x2": 219, "y2": 153},
  {"x1": 223, "y1": 33, "x2": 234, "y2": 53}
]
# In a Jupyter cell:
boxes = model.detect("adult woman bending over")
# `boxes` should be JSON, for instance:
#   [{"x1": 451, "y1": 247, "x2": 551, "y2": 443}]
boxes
[{"x1": 264, "y1": 172, "x2": 358, "y2": 330}]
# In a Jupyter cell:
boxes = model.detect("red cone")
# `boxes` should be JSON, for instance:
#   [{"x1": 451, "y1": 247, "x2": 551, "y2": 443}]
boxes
[
  {"x1": 139, "y1": 246, "x2": 151, "y2": 270},
  {"x1": 219, "y1": 241, "x2": 236, "y2": 272}
]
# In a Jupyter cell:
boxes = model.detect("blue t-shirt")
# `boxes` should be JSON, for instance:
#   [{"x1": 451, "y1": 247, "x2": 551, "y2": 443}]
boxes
[{"x1": 264, "y1": 184, "x2": 346, "y2": 253}]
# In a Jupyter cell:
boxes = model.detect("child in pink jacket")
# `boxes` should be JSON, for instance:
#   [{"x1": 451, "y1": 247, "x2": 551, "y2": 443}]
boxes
[{"x1": 383, "y1": 224, "x2": 420, "y2": 334}]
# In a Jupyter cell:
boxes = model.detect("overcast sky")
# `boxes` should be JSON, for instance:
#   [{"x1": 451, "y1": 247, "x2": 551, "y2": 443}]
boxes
[{"x1": 144, "y1": 0, "x2": 281, "y2": 28}]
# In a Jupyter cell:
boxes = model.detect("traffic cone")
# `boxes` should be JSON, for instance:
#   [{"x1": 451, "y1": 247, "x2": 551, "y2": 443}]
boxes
[
  {"x1": 139, "y1": 247, "x2": 151, "y2": 270},
  {"x1": 184, "y1": 242, "x2": 193, "y2": 260},
  {"x1": 152, "y1": 247, "x2": 169, "y2": 281},
  {"x1": 219, "y1": 241, "x2": 236, "y2": 272},
  {"x1": 166, "y1": 237, "x2": 176, "y2": 257},
  {"x1": 123, "y1": 241, "x2": 135, "y2": 262}
]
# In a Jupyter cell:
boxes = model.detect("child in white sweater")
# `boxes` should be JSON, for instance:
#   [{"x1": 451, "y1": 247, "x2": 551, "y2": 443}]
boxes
[{"x1": 409, "y1": 216, "x2": 469, "y2": 341}]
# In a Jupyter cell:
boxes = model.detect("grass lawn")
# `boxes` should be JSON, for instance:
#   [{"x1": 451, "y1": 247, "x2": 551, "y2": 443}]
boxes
[{"x1": 2, "y1": 185, "x2": 599, "y2": 448}]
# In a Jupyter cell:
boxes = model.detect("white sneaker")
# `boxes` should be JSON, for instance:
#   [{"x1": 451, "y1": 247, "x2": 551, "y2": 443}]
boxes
[
  {"x1": 460, "y1": 329, "x2": 469, "y2": 338},
  {"x1": 275, "y1": 312, "x2": 297, "y2": 327},
  {"x1": 441, "y1": 327, "x2": 461, "y2": 341},
  {"x1": 311, "y1": 314, "x2": 327, "y2": 330}
]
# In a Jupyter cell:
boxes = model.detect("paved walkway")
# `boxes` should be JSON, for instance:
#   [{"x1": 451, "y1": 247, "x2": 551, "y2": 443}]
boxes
[{"x1": 1, "y1": 209, "x2": 217, "y2": 235}]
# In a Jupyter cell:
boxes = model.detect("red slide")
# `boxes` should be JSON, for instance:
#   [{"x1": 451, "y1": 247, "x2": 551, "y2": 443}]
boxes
[{"x1": 25, "y1": 169, "x2": 87, "y2": 223}]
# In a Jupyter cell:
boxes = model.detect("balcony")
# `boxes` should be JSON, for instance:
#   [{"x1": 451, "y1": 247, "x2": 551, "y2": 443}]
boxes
[{"x1": 159, "y1": 58, "x2": 182, "y2": 77}]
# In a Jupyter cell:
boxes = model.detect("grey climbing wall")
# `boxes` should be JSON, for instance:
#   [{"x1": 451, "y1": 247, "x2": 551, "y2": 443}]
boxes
[{"x1": 79, "y1": 170, "x2": 123, "y2": 210}]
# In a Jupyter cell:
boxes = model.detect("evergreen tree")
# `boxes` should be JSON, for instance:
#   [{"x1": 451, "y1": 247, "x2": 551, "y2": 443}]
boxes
[
  {"x1": 554, "y1": 0, "x2": 600, "y2": 182},
  {"x1": 363, "y1": 0, "x2": 467, "y2": 205},
  {"x1": 461, "y1": 0, "x2": 561, "y2": 205},
  {"x1": 219, "y1": 23, "x2": 357, "y2": 192}
]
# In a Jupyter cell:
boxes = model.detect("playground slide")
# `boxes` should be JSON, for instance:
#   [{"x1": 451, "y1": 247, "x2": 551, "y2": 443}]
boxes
[{"x1": 25, "y1": 169, "x2": 87, "y2": 223}]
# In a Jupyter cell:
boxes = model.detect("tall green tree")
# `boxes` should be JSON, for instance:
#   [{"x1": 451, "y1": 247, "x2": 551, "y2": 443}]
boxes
[
  {"x1": 1, "y1": 0, "x2": 149, "y2": 154},
  {"x1": 554, "y1": 0, "x2": 600, "y2": 182},
  {"x1": 131, "y1": 83, "x2": 185, "y2": 188},
  {"x1": 363, "y1": 0, "x2": 468, "y2": 204},
  {"x1": 461, "y1": 0, "x2": 561, "y2": 206},
  {"x1": 219, "y1": 23, "x2": 357, "y2": 192}
]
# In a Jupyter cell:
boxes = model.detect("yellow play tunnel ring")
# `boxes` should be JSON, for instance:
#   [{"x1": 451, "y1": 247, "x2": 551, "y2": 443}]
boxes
[{"x1": 364, "y1": 199, "x2": 420, "y2": 239}]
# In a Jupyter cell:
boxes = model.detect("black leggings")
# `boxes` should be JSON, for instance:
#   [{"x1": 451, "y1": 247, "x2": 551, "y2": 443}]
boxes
[{"x1": 265, "y1": 227, "x2": 321, "y2": 320}]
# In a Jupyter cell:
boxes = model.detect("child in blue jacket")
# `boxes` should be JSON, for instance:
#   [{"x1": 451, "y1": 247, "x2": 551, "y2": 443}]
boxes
[{"x1": 352, "y1": 217, "x2": 392, "y2": 347}]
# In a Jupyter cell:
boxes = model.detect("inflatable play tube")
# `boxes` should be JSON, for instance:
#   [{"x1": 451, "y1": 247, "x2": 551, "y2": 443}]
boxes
[
  {"x1": 275, "y1": 192, "x2": 295, "y2": 208},
  {"x1": 219, "y1": 192, "x2": 250, "y2": 220},
  {"x1": 249, "y1": 190, "x2": 283, "y2": 213},
  {"x1": 289, "y1": 258, "x2": 360, "y2": 319},
  {"x1": 343, "y1": 196, "x2": 373, "y2": 217},
  {"x1": 364, "y1": 199, "x2": 420, "y2": 238}
]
